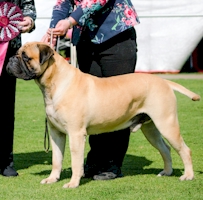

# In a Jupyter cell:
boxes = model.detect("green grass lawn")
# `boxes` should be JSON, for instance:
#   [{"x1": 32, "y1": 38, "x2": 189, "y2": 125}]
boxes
[{"x1": 0, "y1": 77, "x2": 203, "y2": 200}]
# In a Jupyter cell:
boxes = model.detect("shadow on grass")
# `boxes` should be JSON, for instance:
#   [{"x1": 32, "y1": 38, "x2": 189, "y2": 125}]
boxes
[
  {"x1": 122, "y1": 154, "x2": 183, "y2": 178},
  {"x1": 14, "y1": 150, "x2": 52, "y2": 169},
  {"x1": 14, "y1": 151, "x2": 183, "y2": 183}
]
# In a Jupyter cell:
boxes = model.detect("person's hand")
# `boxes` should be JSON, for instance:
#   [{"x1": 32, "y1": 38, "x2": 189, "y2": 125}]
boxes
[
  {"x1": 18, "y1": 16, "x2": 34, "y2": 33},
  {"x1": 52, "y1": 19, "x2": 71, "y2": 36},
  {"x1": 41, "y1": 28, "x2": 57, "y2": 48},
  {"x1": 41, "y1": 17, "x2": 74, "y2": 47},
  {"x1": 41, "y1": 33, "x2": 50, "y2": 44}
]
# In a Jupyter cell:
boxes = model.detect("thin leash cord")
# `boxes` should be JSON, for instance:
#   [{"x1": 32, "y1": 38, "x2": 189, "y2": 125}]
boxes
[
  {"x1": 50, "y1": 28, "x2": 60, "y2": 51},
  {"x1": 44, "y1": 29, "x2": 59, "y2": 153},
  {"x1": 44, "y1": 117, "x2": 50, "y2": 153},
  {"x1": 50, "y1": 29, "x2": 53, "y2": 47},
  {"x1": 43, "y1": 29, "x2": 53, "y2": 153}
]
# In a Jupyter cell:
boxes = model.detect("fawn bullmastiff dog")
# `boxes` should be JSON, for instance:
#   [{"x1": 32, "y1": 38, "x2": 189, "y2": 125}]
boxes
[{"x1": 6, "y1": 42, "x2": 200, "y2": 188}]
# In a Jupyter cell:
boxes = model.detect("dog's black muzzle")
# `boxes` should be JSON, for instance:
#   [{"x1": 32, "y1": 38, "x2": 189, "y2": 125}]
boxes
[{"x1": 6, "y1": 55, "x2": 36, "y2": 80}]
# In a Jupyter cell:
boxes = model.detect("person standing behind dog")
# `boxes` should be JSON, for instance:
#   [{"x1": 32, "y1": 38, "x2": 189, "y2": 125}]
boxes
[
  {"x1": 41, "y1": 0, "x2": 139, "y2": 180},
  {"x1": 0, "y1": 0, "x2": 36, "y2": 177}
]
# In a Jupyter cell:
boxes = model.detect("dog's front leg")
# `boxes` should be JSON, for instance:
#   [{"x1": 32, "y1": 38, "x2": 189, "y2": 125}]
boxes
[
  {"x1": 41, "y1": 127, "x2": 66, "y2": 184},
  {"x1": 63, "y1": 130, "x2": 86, "y2": 189}
]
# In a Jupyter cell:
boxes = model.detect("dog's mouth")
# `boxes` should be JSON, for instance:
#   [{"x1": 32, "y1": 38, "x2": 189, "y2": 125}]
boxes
[
  {"x1": 6, "y1": 56, "x2": 22, "y2": 76},
  {"x1": 6, "y1": 55, "x2": 36, "y2": 80}
]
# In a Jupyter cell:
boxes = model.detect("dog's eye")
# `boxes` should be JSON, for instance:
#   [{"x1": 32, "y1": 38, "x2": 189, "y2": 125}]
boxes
[{"x1": 22, "y1": 51, "x2": 32, "y2": 62}]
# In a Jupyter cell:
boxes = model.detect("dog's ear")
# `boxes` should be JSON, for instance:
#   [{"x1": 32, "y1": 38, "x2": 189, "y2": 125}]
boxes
[{"x1": 37, "y1": 44, "x2": 54, "y2": 65}]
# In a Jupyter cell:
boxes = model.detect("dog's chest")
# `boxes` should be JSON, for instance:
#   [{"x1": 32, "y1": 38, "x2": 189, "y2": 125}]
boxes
[{"x1": 46, "y1": 104, "x2": 66, "y2": 133}]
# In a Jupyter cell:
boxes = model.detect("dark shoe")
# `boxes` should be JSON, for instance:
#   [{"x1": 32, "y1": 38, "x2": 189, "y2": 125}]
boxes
[
  {"x1": 83, "y1": 164, "x2": 100, "y2": 178},
  {"x1": 93, "y1": 172, "x2": 123, "y2": 180},
  {"x1": 1, "y1": 166, "x2": 18, "y2": 177},
  {"x1": 93, "y1": 165, "x2": 123, "y2": 180}
]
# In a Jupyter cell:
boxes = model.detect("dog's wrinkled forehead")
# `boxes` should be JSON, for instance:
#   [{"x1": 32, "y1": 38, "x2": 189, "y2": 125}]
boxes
[
  {"x1": 19, "y1": 42, "x2": 34, "y2": 52},
  {"x1": 18, "y1": 42, "x2": 55, "y2": 66},
  {"x1": 18, "y1": 42, "x2": 40, "y2": 59}
]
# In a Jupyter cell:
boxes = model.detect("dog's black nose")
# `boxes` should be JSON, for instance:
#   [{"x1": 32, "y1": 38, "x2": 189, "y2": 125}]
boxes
[
  {"x1": 6, "y1": 65, "x2": 14, "y2": 76},
  {"x1": 6, "y1": 56, "x2": 18, "y2": 76}
]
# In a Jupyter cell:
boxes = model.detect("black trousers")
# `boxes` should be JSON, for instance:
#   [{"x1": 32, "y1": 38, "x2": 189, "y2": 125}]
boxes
[
  {"x1": 0, "y1": 45, "x2": 17, "y2": 168},
  {"x1": 76, "y1": 28, "x2": 137, "y2": 169}
]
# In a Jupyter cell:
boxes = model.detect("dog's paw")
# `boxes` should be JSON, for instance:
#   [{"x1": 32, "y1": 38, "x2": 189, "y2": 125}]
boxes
[
  {"x1": 63, "y1": 181, "x2": 79, "y2": 189},
  {"x1": 179, "y1": 173, "x2": 194, "y2": 181},
  {"x1": 40, "y1": 177, "x2": 58, "y2": 184},
  {"x1": 157, "y1": 169, "x2": 173, "y2": 177}
]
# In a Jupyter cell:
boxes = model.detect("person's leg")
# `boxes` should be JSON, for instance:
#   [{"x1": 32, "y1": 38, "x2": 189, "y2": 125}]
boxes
[
  {"x1": 90, "y1": 28, "x2": 137, "y2": 180},
  {"x1": 0, "y1": 47, "x2": 18, "y2": 176}
]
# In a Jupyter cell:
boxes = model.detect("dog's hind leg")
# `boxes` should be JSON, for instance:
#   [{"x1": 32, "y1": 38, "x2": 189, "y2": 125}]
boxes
[
  {"x1": 141, "y1": 120, "x2": 173, "y2": 176},
  {"x1": 153, "y1": 116, "x2": 194, "y2": 181},
  {"x1": 63, "y1": 129, "x2": 86, "y2": 189},
  {"x1": 41, "y1": 127, "x2": 66, "y2": 184}
]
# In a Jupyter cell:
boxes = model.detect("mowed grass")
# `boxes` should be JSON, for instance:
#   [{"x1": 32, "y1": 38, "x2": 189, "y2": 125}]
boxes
[{"x1": 0, "y1": 77, "x2": 203, "y2": 200}]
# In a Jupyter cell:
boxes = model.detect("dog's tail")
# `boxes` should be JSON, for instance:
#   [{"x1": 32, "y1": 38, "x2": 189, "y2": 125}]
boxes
[{"x1": 165, "y1": 79, "x2": 201, "y2": 101}]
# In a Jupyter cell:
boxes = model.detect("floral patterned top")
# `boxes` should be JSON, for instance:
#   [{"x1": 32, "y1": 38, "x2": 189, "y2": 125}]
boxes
[
  {"x1": 50, "y1": 0, "x2": 140, "y2": 45},
  {"x1": 3, "y1": 0, "x2": 36, "y2": 49}
]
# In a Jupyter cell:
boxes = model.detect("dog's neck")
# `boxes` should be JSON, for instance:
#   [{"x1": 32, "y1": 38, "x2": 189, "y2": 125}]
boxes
[{"x1": 35, "y1": 53, "x2": 79, "y2": 105}]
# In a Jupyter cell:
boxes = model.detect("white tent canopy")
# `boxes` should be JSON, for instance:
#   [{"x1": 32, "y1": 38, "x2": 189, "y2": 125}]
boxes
[
  {"x1": 22, "y1": 0, "x2": 203, "y2": 73},
  {"x1": 134, "y1": 0, "x2": 203, "y2": 73}
]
